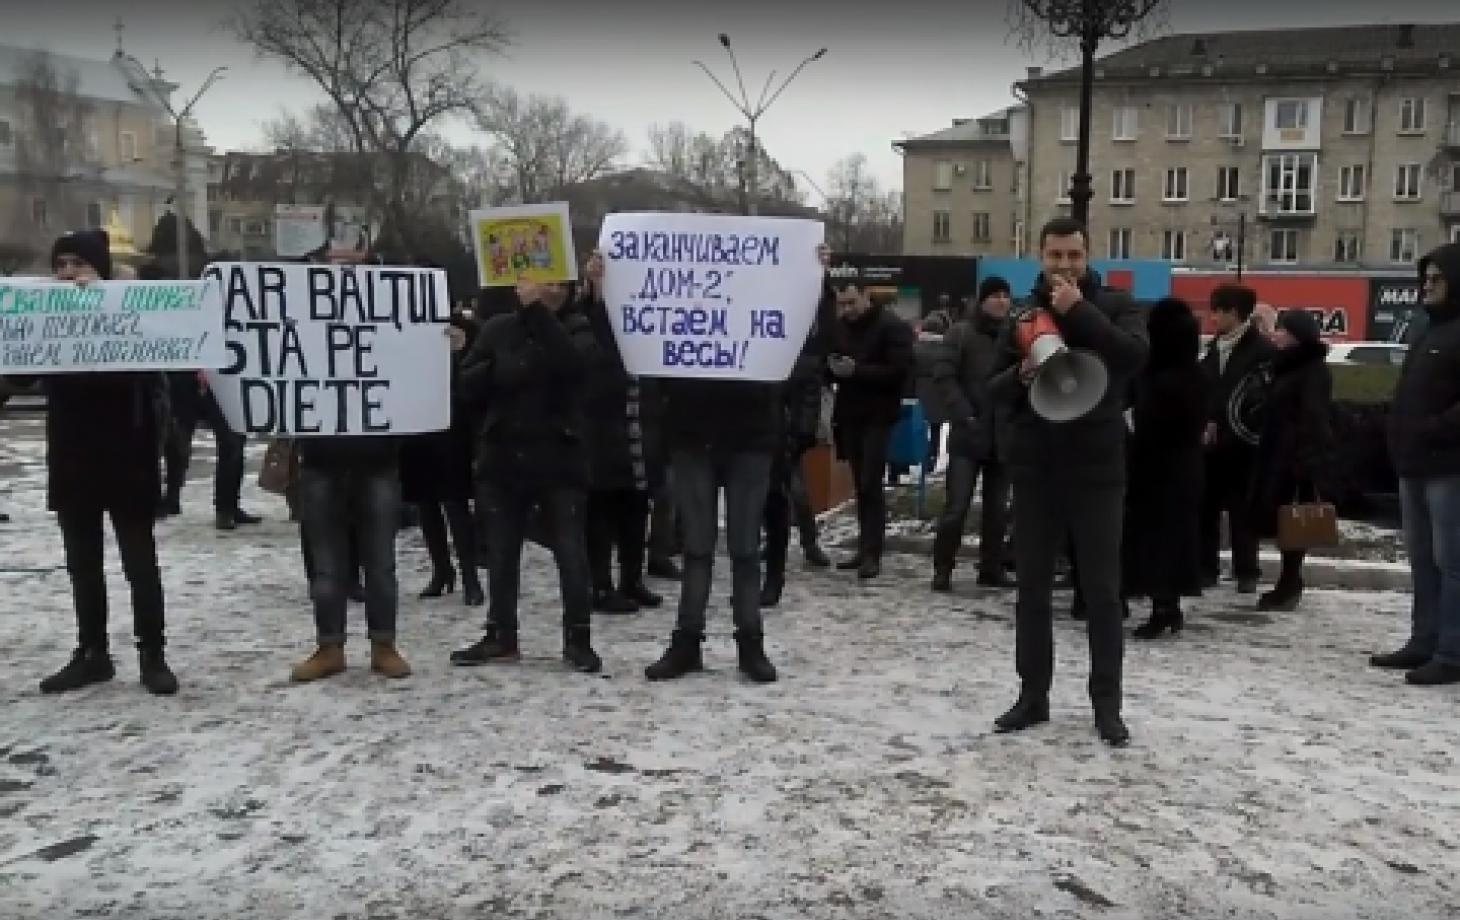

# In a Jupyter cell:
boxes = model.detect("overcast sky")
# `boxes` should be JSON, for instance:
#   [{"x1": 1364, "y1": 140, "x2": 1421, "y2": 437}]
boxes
[{"x1": 5, "y1": 0, "x2": 1457, "y2": 199}]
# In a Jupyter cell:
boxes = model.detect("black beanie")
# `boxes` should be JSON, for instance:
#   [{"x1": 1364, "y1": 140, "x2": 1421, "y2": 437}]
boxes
[
  {"x1": 51, "y1": 229, "x2": 112, "y2": 280},
  {"x1": 1277, "y1": 308, "x2": 1321, "y2": 346},
  {"x1": 977, "y1": 275, "x2": 1011, "y2": 305}
]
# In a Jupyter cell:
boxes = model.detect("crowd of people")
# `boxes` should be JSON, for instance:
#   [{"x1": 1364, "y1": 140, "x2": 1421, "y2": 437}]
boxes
[{"x1": 5, "y1": 217, "x2": 1458, "y2": 750}]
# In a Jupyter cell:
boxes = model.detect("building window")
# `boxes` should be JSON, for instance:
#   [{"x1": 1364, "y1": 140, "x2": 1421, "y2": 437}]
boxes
[
  {"x1": 1268, "y1": 228, "x2": 1299, "y2": 264},
  {"x1": 972, "y1": 160, "x2": 993, "y2": 190},
  {"x1": 243, "y1": 219, "x2": 267, "y2": 237},
  {"x1": 1163, "y1": 167, "x2": 1190, "y2": 202},
  {"x1": 209, "y1": 211, "x2": 222, "y2": 236},
  {"x1": 933, "y1": 210, "x2": 951, "y2": 242},
  {"x1": 1161, "y1": 229, "x2": 1187, "y2": 262},
  {"x1": 933, "y1": 161, "x2": 953, "y2": 191},
  {"x1": 119, "y1": 131, "x2": 137, "y2": 161},
  {"x1": 1334, "y1": 232, "x2": 1362, "y2": 264},
  {"x1": 1261, "y1": 153, "x2": 1317, "y2": 215},
  {"x1": 1338, "y1": 165, "x2": 1367, "y2": 201},
  {"x1": 1111, "y1": 168, "x2": 1135, "y2": 203},
  {"x1": 226, "y1": 216, "x2": 243, "y2": 235},
  {"x1": 1399, "y1": 98, "x2": 1427, "y2": 134},
  {"x1": 1217, "y1": 166, "x2": 1240, "y2": 201},
  {"x1": 1166, "y1": 103, "x2": 1193, "y2": 140},
  {"x1": 1343, "y1": 98, "x2": 1371, "y2": 134},
  {"x1": 1394, "y1": 163, "x2": 1423, "y2": 200},
  {"x1": 1060, "y1": 106, "x2": 1079, "y2": 142},
  {"x1": 1112, "y1": 106, "x2": 1138, "y2": 141},
  {"x1": 31, "y1": 197, "x2": 47, "y2": 228},
  {"x1": 1218, "y1": 102, "x2": 1243, "y2": 138},
  {"x1": 86, "y1": 201, "x2": 102, "y2": 227},
  {"x1": 1274, "y1": 99, "x2": 1309, "y2": 131},
  {"x1": 0, "y1": 118, "x2": 12, "y2": 147},
  {"x1": 1391, "y1": 228, "x2": 1420, "y2": 263},
  {"x1": 972, "y1": 212, "x2": 991, "y2": 242},
  {"x1": 1108, "y1": 227, "x2": 1132, "y2": 259},
  {"x1": 1452, "y1": 224, "x2": 1460, "y2": 244},
  {"x1": 1056, "y1": 170, "x2": 1072, "y2": 204}
]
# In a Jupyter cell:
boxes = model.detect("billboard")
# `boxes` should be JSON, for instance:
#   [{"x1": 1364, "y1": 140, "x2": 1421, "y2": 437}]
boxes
[
  {"x1": 1367, "y1": 278, "x2": 1424, "y2": 344},
  {"x1": 1171, "y1": 273, "x2": 1369, "y2": 342}
]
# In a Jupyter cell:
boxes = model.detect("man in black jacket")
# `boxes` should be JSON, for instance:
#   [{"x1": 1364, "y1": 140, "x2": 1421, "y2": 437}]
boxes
[
  {"x1": 829, "y1": 283, "x2": 915, "y2": 580},
  {"x1": 1198, "y1": 283, "x2": 1273, "y2": 594},
  {"x1": 1374, "y1": 242, "x2": 1460, "y2": 686},
  {"x1": 931, "y1": 276, "x2": 1014, "y2": 592},
  {"x1": 987, "y1": 217, "x2": 1149, "y2": 746},
  {"x1": 451, "y1": 278, "x2": 602, "y2": 673}
]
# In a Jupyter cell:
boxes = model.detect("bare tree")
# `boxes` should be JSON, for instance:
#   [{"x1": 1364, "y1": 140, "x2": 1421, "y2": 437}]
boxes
[
  {"x1": 823, "y1": 155, "x2": 902, "y2": 253},
  {"x1": 232, "y1": 0, "x2": 511, "y2": 250},
  {"x1": 477, "y1": 88, "x2": 628, "y2": 203},
  {"x1": 643, "y1": 122, "x2": 804, "y2": 211},
  {"x1": 263, "y1": 104, "x2": 357, "y2": 154}
]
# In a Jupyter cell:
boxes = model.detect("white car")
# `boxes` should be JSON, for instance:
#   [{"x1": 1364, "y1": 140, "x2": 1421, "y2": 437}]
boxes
[{"x1": 1326, "y1": 343, "x2": 1408, "y2": 367}]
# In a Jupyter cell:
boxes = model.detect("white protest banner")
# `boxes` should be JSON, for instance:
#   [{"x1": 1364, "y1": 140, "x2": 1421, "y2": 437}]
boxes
[
  {"x1": 0, "y1": 280, "x2": 225, "y2": 373},
  {"x1": 598, "y1": 213, "x2": 825, "y2": 381},
  {"x1": 201, "y1": 263, "x2": 452, "y2": 436}
]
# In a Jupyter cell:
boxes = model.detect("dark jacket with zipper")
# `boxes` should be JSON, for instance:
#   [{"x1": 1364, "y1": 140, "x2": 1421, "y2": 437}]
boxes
[
  {"x1": 1201, "y1": 323, "x2": 1274, "y2": 448},
  {"x1": 458, "y1": 298, "x2": 597, "y2": 489},
  {"x1": 987, "y1": 273, "x2": 1150, "y2": 486},
  {"x1": 931, "y1": 309, "x2": 1005, "y2": 461},
  {"x1": 830, "y1": 302, "x2": 916, "y2": 430},
  {"x1": 1388, "y1": 242, "x2": 1460, "y2": 479}
]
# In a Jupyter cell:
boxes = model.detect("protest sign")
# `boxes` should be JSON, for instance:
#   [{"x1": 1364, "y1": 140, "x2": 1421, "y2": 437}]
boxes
[
  {"x1": 201, "y1": 262, "x2": 452, "y2": 436},
  {"x1": 0, "y1": 279, "x2": 225, "y2": 373},
  {"x1": 470, "y1": 202, "x2": 578, "y2": 288},
  {"x1": 598, "y1": 213, "x2": 825, "y2": 381}
]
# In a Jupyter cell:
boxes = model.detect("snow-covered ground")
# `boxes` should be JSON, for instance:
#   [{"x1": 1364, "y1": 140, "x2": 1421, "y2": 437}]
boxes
[{"x1": 1, "y1": 415, "x2": 1456, "y2": 920}]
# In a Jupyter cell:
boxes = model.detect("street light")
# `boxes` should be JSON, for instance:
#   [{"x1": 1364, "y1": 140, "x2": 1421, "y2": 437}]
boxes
[
  {"x1": 1021, "y1": 0, "x2": 1162, "y2": 227},
  {"x1": 694, "y1": 38, "x2": 827, "y2": 216},
  {"x1": 118, "y1": 56, "x2": 227, "y2": 278}
]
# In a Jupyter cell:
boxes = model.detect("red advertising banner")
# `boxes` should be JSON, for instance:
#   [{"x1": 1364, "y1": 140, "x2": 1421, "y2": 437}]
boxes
[{"x1": 1171, "y1": 273, "x2": 1370, "y2": 341}]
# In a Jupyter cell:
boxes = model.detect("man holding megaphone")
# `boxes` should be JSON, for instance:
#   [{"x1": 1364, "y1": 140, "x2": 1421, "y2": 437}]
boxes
[{"x1": 987, "y1": 217, "x2": 1150, "y2": 747}]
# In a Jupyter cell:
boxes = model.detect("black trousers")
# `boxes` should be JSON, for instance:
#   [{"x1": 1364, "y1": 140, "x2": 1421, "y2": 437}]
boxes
[
  {"x1": 763, "y1": 444, "x2": 819, "y2": 581},
  {"x1": 840, "y1": 424, "x2": 892, "y2": 561},
  {"x1": 421, "y1": 499, "x2": 477, "y2": 577},
  {"x1": 932, "y1": 454, "x2": 1010, "y2": 576},
  {"x1": 587, "y1": 489, "x2": 649, "y2": 592},
  {"x1": 1200, "y1": 443, "x2": 1261, "y2": 582},
  {"x1": 479, "y1": 481, "x2": 592, "y2": 636},
  {"x1": 163, "y1": 390, "x2": 245, "y2": 514},
  {"x1": 58, "y1": 507, "x2": 165, "y2": 651},
  {"x1": 1011, "y1": 478, "x2": 1126, "y2": 708},
  {"x1": 648, "y1": 481, "x2": 679, "y2": 559}
]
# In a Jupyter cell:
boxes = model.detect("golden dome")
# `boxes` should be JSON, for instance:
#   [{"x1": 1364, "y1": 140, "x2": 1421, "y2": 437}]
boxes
[{"x1": 104, "y1": 208, "x2": 142, "y2": 262}]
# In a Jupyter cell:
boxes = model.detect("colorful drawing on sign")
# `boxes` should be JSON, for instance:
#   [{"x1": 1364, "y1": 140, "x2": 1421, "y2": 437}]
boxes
[
  {"x1": 0, "y1": 280, "x2": 225, "y2": 373},
  {"x1": 469, "y1": 202, "x2": 577, "y2": 288}
]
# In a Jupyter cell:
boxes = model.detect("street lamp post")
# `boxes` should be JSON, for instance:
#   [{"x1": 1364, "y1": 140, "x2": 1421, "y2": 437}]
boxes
[
  {"x1": 1020, "y1": 0, "x2": 1163, "y2": 228},
  {"x1": 694, "y1": 37, "x2": 826, "y2": 216},
  {"x1": 119, "y1": 57, "x2": 226, "y2": 278}
]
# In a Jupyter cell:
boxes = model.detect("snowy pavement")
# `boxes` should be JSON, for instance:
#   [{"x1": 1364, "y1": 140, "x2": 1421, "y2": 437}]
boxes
[{"x1": 1, "y1": 416, "x2": 1456, "y2": 920}]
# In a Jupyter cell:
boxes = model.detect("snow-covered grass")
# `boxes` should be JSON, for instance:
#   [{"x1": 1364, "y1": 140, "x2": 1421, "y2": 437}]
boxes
[{"x1": 1, "y1": 416, "x2": 1455, "y2": 920}]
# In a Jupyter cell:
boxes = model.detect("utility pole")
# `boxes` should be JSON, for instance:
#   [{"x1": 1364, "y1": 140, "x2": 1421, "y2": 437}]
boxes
[{"x1": 694, "y1": 37, "x2": 826, "y2": 217}]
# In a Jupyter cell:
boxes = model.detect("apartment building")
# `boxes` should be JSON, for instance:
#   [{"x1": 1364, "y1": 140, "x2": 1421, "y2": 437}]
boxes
[
  {"x1": 895, "y1": 107, "x2": 1029, "y2": 257},
  {"x1": 1016, "y1": 22, "x2": 1460, "y2": 270},
  {"x1": 0, "y1": 42, "x2": 208, "y2": 270}
]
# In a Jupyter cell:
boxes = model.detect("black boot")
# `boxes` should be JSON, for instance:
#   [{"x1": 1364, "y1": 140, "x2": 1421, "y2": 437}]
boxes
[
  {"x1": 563, "y1": 626, "x2": 602, "y2": 674},
  {"x1": 931, "y1": 567, "x2": 953, "y2": 593},
  {"x1": 647, "y1": 555, "x2": 681, "y2": 580},
  {"x1": 759, "y1": 576, "x2": 784, "y2": 608},
  {"x1": 593, "y1": 588, "x2": 640, "y2": 614},
  {"x1": 994, "y1": 692, "x2": 1049, "y2": 733},
  {"x1": 802, "y1": 544, "x2": 831, "y2": 569},
  {"x1": 1405, "y1": 660, "x2": 1460, "y2": 686},
  {"x1": 1257, "y1": 581, "x2": 1303, "y2": 612},
  {"x1": 420, "y1": 569, "x2": 457, "y2": 599},
  {"x1": 1133, "y1": 605, "x2": 1184, "y2": 640},
  {"x1": 39, "y1": 647, "x2": 115, "y2": 694},
  {"x1": 857, "y1": 557, "x2": 880, "y2": 580},
  {"x1": 734, "y1": 630, "x2": 778, "y2": 683},
  {"x1": 836, "y1": 554, "x2": 864, "y2": 572},
  {"x1": 1093, "y1": 703, "x2": 1130, "y2": 747},
  {"x1": 976, "y1": 569, "x2": 1016, "y2": 589},
  {"x1": 622, "y1": 582, "x2": 663, "y2": 609},
  {"x1": 450, "y1": 626, "x2": 520, "y2": 666},
  {"x1": 156, "y1": 493, "x2": 181, "y2": 519},
  {"x1": 1370, "y1": 646, "x2": 1431, "y2": 670},
  {"x1": 214, "y1": 511, "x2": 237, "y2": 531},
  {"x1": 138, "y1": 647, "x2": 179, "y2": 696},
  {"x1": 462, "y1": 570, "x2": 485, "y2": 608},
  {"x1": 645, "y1": 630, "x2": 703, "y2": 681},
  {"x1": 232, "y1": 508, "x2": 262, "y2": 526}
]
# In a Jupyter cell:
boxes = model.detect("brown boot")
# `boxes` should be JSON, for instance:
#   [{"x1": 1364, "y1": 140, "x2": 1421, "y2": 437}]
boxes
[
  {"x1": 370, "y1": 640, "x2": 412, "y2": 679},
  {"x1": 290, "y1": 643, "x2": 346, "y2": 683}
]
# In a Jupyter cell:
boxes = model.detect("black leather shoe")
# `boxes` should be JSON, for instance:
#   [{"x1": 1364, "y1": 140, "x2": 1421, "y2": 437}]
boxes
[
  {"x1": 1370, "y1": 647, "x2": 1430, "y2": 670},
  {"x1": 994, "y1": 694, "x2": 1050, "y2": 733},
  {"x1": 803, "y1": 545, "x2": 831, "y2": 568},
  {"x1": 931, "y1": 569, "x2": 952, "y2": 593},
  {"x1": 1405, "y1": 660, "x2": 1460, "y2": 686},
  {"x1": 1094, "y1": 707, "x2": 1131, "y2": 747},
  {"x1": 836, "y1": 555, "x2": 864, "y2": 572},
  {"x1": 857, "y1": 559, "x2": 880, "y2": 580}
]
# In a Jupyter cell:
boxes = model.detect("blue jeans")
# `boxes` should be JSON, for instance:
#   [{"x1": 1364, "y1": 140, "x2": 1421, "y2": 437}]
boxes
[
  {"x1": 1399, "y1": 475, "x2": 1460, "y2": 666},
  {"x1": 671, "y1": 449, "x2": 772, "y2": 635},
  {"x1": 299, "y1": 464, "x2": 401, "y2": 644}
]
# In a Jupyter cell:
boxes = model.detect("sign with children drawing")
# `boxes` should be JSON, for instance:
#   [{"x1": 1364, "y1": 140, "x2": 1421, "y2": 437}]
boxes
[{"x1": 470, "y1": 202, "x2": 578, "y2": 288}]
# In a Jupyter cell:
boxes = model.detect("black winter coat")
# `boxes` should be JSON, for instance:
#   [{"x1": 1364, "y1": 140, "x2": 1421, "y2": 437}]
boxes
[
  {"x1": 39, "y1": 373, "x2": 165, "y2": 518},
  {"x1": 830, "y1": 303, "x2": 915, "y2": 430},
  {"x1": 580, "y1": 292, "x2": 658, "y2": 492},
  {"x1": 988, "y1": 276, "x2": 1150, "y2": 486},
  {"x1": 1388, "y1": 243, "x2": 1460, "y2": 479},
  {"x1": 400, "y1": 314, "x2": 478, "y2": 503},
  {"x1": 1201, "y1": 324, "x2": 1274, "y2": 448},
  {"x1": 932, "y1": 310, "x2": 1004, "y2": 461},
  {"x1": 459, "y1": 300, "x2": 596, "y2": 489},
  {"x1": 1249, "y1": 342, "x2": 1333, "y2": 538}
]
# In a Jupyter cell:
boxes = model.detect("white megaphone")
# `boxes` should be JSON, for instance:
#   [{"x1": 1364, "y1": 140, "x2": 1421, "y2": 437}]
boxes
[{"x1": 1013, "y1": 307, "x2": 1109, "y2": 422}]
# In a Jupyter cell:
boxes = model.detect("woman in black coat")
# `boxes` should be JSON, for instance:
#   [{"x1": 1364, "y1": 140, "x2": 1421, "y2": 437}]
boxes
[
  {"x1": 399, "y1": 306, "x2": 484, "y2": 606},
  {"x1": 1122, "y1": 297, "x2": 1209, "y2": 638},
  {"x1": 1249, "y1": 309, "x2": 1333, "y2": 611}
]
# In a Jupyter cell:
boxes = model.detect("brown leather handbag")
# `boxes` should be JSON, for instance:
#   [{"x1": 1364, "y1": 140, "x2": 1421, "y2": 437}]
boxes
[
  {"x1": 1276, "y1": 487, "x2": 1339, "y2": 551},
  {"x1": 257, "y1": 438, "x2": 295, "y2": 496}
]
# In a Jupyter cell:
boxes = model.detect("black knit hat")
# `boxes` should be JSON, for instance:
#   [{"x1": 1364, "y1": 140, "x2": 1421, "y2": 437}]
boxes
[
  {"x1": 1277, "y1": 308, "x2": 1321, "y2": 346},
  {"x1": 51, "y1": 229, "x2": 112, "y2": 280}
]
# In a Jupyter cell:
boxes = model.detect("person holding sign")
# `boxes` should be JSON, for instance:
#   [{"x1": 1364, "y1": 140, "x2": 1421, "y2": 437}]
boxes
[
  {"x1": 450, "y1": 277, "x2": 603, "y2": 674},
  {"x1": 20, "y1": 230, "x2": 179, "y2": 696}
]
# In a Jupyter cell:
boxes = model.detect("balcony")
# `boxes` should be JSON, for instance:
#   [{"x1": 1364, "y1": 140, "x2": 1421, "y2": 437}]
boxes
[{"x1": 1441, "y1": 190, "x2": 1460, "y2": 219}]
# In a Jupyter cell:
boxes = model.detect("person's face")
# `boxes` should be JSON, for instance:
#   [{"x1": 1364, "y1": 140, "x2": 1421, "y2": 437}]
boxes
[
  {"x1": 836, "y1": 286, "x2": 871, "y2": 320},
  {"x1": 1422, "y1": 264, "x2": 1448, "y2": 306},
  {"x1": 1271, "y1": 327, "x2": 1297, "y2": 350},
  {"x1": 1039, "y1": 231, "x2": 1088, "y2": 283},
  {"x1": 53, "y1": 253, "x2": 98, "y2": 283},
  {"x1": 539, "y1": 282, "x2": 571, "y2": 311},
  {"x1": 980, "y1": 291, "x2": 1012, "y2": 319},
  {"x1": 1252, "y1": 304, "x2": 1278, "y2": 340},
  {"x1": 1211, "y1": 307, "x2": 1240, "y2": 336}
]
